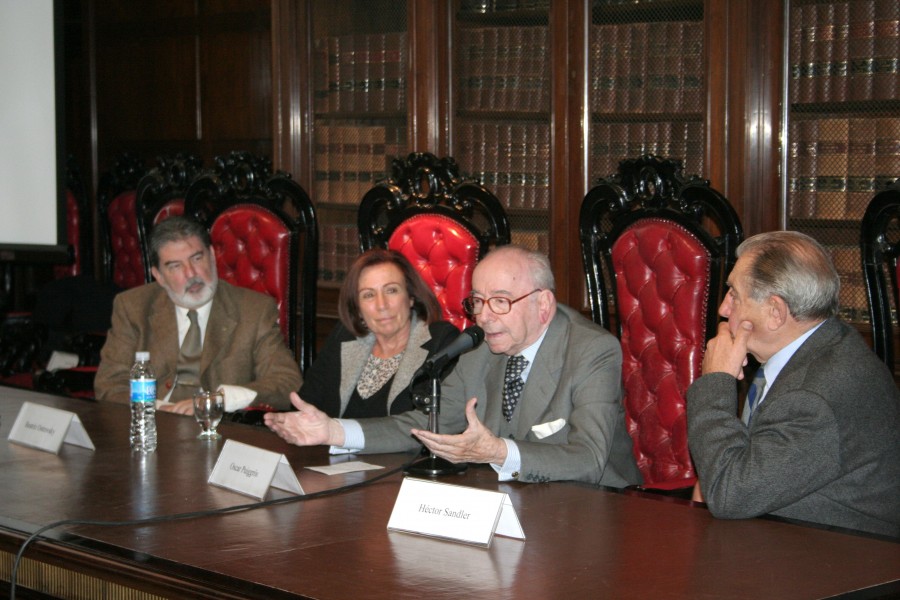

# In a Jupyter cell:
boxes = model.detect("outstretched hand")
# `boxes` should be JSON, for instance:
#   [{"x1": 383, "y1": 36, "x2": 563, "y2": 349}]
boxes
[
  {"x1": 411, "y1": 397, "x2": 507, "y2": 465},
  {"x1": 264, "y1": 392, "x2": 345, "y2": 447},
  {"x1": 702, "y1": 321, "x2": 752, "y2": 379}
]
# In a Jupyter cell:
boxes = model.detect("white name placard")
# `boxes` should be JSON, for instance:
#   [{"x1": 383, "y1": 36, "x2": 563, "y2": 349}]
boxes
[
  {"x1": 208, "y1": 439, "x2": 304, "y2": 500},
  {"x1": 387, "y1": 477, "x2": 525, "y2": 547},
  {"x1": 8, "y1": 401, "x2": 95, "y2": 454}
]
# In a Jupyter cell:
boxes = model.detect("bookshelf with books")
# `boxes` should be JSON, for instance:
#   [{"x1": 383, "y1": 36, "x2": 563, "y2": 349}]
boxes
[
  {"x1": 588, "y1": 1, "x2": 707, "y2": 185},
  {"x1": 452, "y1": 3, "x2": 552, "y2": 254},
  {"x1": 310, "y1": 1, "x2": 409, "y2": 287},
  {"x1": 786, "y1": 0, "x2": 900, "y2": 322}
]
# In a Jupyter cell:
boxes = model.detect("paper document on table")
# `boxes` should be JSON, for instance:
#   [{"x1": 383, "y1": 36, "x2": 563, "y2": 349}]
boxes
[{"x1": 307, "y1": 461, "x2": 385, "y2": 475}]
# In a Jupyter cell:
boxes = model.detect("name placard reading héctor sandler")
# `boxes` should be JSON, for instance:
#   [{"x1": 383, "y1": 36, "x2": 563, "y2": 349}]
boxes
[
  {"x1": 209, "y1": 439, "x2": 304, "y2": 500},
  {"x1": 387, "y1": 477, "x2": 525, "y2": 547},
  {"x1": 8, "y1": 401, "x2": 95, "y2": 454}
]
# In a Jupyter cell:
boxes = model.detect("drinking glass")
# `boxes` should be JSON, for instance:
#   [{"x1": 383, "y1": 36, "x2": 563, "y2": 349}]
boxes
[{"x1": 192, "y1": 389, "x2": 225, "y2": 440}]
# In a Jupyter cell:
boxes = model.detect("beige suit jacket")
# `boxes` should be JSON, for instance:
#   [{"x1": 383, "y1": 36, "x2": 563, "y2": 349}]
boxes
[{"x1": 94, "y1": 281, "x2": 301, "y2": 409}]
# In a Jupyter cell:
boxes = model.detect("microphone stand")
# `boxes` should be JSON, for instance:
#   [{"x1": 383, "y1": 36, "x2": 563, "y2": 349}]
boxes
[{"x1": 406, "y1": 362, "x2": 467, "y2": 477}]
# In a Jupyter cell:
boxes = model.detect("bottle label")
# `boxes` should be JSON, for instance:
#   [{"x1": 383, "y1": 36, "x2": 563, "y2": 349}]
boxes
[{"x1": 130, "y1": 379, "x2": 157, "y2": 403}]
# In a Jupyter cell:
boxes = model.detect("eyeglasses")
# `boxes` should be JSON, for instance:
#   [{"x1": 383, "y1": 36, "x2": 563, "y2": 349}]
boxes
[{"x1": 463, "y1": 289, "x2": 542, "y2": 315}]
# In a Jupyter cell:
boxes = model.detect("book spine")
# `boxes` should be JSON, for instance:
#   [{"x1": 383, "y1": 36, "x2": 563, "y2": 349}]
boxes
[
  {"x1": 873, "y1": 0, "x2": 900, "y2": 100},
  {"x1": 313, "y1": 38, "x2": 329, "y2": 113},
  {"x1": 682, "y1": 21, "x2": 703, "y2": 113},
  {"x1": 629, "y1": 23, "x2": 647, "y2": 113},
  {"x1": 338, "y1": 34, "x2": 355, "y2": 112},
  {"x1": 314, "y1": 124, "x2": 330, "y2": 204},
  {"x1": 789, "y1": 4, "x2": 803, "y2": 103},
  {"x1": 799, "y1": 3, "x2": 817, "y2": 103},
  {"x1": 832, "y1": 2, "x2": 850, "y2": 103},
  {"x1": 814, "y1": 2, "x2": 835, "y2": 103},
  {"x1": 848, "y1": 1, "x2": 876, "y2": 102},
  {"x1": 793, "y1": 119, "x2": 818, "y2": 219},
  {"x1": 815, "y1": 118, "x2": 849, "y2": 219},
  {"x1": 328, "y1": 35, "x2": 341, "y2": 112},
  {"x1": 875, "y1": 117, "x2": 900, "y2": 192},
  {"x1": 847, "y1": 117, "x2": 876, "y2": 220}
]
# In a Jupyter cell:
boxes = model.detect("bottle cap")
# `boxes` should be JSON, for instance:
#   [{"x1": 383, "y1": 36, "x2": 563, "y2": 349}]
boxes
[{"x1": 135, "y1": 351, "x2": 150, "y2": 361}]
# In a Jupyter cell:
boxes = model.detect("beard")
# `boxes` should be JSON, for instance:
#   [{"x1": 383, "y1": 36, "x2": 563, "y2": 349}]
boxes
[{"x1": 166, "y1": 273, "x2": 218, "y2": 309}]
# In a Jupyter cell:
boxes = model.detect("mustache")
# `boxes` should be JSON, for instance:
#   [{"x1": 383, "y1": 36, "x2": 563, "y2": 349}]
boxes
[{"x1": 184, "y1": 277, "x2": 206, "y2": 292}]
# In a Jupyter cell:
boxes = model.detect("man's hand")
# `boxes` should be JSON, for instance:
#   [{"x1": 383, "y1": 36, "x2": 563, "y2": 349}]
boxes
[
  {"x1": 701, "y1": 321, "x2": 752, "y2": 379},
  {"x1": 691, "y1": 481, "x2": 705, "y2": 503},
  {"x1": 411, "y1": 397, "x2": 507, "y2": 465},
  {"x1": 264, "y1": 392, "x2": 345, "y2": 447},
  {"x1": 158, "y1": 399, "x2": 194, "y2": 415}
]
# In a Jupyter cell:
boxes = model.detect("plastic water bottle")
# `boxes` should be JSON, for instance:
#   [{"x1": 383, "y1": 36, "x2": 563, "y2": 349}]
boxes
[{"x1": 130, "y1": 351, "x2": 157, "y2": 452}]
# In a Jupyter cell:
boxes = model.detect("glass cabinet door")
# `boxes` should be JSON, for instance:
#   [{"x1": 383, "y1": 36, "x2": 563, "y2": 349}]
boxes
[
  {"x1": 310, "y1": 0, "x2": 410, "y2": 284},
  {"x1": 450, "y1": 0, "x2": 552, "y2": 255}
]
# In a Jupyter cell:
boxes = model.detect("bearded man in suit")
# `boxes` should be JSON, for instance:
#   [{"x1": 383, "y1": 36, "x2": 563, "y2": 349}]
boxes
[
  {"x1": 95, "y1": 216, "x2": 301, "y2": 414},
  {"x1": 688, "y1": 231, "x2": 900, "y2": 537},
  {"x1": 268, "y1": 245, "x2": 641, "y2": 486}
]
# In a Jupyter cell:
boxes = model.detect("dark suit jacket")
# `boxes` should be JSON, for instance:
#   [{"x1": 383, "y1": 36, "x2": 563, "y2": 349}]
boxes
[
  {"x1": 94, "y1": 280, "x2": 301, "y2": 409},
  {"x1": 358, "y1": 304, "x2": 642, "y2": 487},
  {"x1": 300, "y1": 318, "x2": 459, "y2": 417},
  {"x1": 687, "y1": 318, "x2": 900, "y2": 537}
]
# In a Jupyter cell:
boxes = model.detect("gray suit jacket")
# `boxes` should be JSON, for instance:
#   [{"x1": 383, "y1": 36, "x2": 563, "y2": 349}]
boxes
[
  {"x1": 687, "y1": 318, "x2": 900, "y2": 537},
  {"x1": 95, "y1": 280, "x2": 301, "y2": 409},
  {"x1": 358, "y1": 305, "x2": 642, "y2": 487}
]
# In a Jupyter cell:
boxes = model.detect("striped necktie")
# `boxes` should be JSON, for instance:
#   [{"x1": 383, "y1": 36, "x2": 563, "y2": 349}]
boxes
[{"x1": 742, "y1": 366, "x2": 767, "y2": 425}]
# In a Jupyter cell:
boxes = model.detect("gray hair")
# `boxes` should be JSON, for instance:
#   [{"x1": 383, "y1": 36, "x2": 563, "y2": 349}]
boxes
[
  {"x1": 149, "y1": 216, "x2": 211, "y2": 268},
  {"x1": 485, "y1": 245, "x2": 556, "y2": 292},
  {"x1": 736, "y1": 231, "x2": 840, "y2": 321}
]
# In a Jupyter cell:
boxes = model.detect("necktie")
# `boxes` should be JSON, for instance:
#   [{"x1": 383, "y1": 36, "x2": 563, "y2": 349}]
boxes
[
  {"x1": 742, "y1": 366, "x2": 767, "y2": 425},
  {"x1": 502, "y1": 355, "x2": 528, "y2": 422},
  {"x1": 173, "y1": 309, "x2": 202, "y2": 401}
]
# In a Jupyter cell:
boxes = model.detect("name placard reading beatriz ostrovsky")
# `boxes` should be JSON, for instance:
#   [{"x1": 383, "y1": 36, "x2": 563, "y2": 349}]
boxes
[
  {"x1": 8, "y1": 401, "x2": 95, "y2": 454},
  {"x1": 208, "y1": 439, "x2": 304, "y2": 500},
  {"x1": 387, "y1": 477, "x2": 525, "y2": 547}
]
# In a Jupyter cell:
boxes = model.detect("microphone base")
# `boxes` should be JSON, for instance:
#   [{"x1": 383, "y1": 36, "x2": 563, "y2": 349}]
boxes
[{"x1": 406, "y1": 453, "x2": 468, "y2": 478}]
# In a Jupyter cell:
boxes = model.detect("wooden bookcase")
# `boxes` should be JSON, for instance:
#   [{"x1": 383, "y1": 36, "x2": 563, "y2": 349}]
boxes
[{"x1": 785, "y1": 0, "x2": 900, "y2": 323}]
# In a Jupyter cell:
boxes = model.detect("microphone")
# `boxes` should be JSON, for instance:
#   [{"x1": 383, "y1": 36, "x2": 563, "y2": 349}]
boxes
[{"x1": 418, "y1": 325, "x2": 485, "y2": 376}]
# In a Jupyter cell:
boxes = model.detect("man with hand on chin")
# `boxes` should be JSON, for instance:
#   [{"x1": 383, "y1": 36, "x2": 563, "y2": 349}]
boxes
[
  {"x1": 95, "y1": 216, "x2": 300, "y2": 415},
  {"x1": 687, "y1": 231, "x2": 900, "y2": 537},
  {"x1": 268, "y1": 245, "x2": 640, "y2": 486}
]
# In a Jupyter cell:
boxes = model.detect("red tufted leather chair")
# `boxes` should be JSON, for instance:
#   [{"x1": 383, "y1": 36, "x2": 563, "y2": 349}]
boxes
[
  {"x1": 580, "y1": 155, "x2": 742, "y2": 491},
  {"x1": 861, "y1": 178, "x2": 900, "y2": 371},
  {"x1": 185, "y1": 152, "x2": 318, "y2": 374},
  {"x1": 136, "y1": 154, "x2": 203, "y2": 281},
  {"x1": 54, "y1": 158, "x2": 92, "y2": 280},
  {"x1": 98, "y1": 153, "x2": 148, "y2": 289},
  {"x1": 358, "y1": 152, "x2": 510, "y2": 330}
]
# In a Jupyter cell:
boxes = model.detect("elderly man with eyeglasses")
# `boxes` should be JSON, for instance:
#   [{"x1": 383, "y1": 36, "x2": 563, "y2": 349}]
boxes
[{"x1": 269, "y1": 245, "x2": 641, "y2": 486}]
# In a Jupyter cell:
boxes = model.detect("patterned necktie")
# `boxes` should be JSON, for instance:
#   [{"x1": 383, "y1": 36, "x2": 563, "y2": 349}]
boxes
[
  {"x1": 742, "y1": 366, "x2": 767, "y2": 425},
  {"x1": 173, "y1": 309, "x2": 202, "y2": 401},
  {"x1": 502, "y1": 355, "x2": 528, "y2": 422}
]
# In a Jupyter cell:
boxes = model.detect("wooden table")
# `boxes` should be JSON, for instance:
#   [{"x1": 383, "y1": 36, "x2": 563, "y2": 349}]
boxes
[{"x1": 1, "y1": 387, "x2": 898, "y2": 600}]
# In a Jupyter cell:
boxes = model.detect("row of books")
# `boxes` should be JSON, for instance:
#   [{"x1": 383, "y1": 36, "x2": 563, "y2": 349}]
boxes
[
  {"x1": 456, "y1": 27, "x2": 551, "y2": 113},
  {"x1": 319, "y1": 223, "x2": 359, "y2": 284},
  {"x1": 590, "y1": 21, "x2": 704, "y2": 114},
  {"x1": 313, "y1": 32, "x2": 408, "y2": 114},
  {"x1": 590, "y1": 120, "x2": 706, "y2": 182},
  {"x1": 455, "y1": 120, "x2": 551, "y2": 211},
  {"x1": 788, "y1": 117, "x2": 900, "y2": 220},
  {"x1": 790, "y1": 0, "x2": 900, "y2": 104},
  {"x1": 313, "y1": 122, "x2": 407, "y2": 205}
]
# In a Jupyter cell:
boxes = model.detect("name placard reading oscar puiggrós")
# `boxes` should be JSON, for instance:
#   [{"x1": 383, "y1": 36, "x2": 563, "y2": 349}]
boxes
[
  {"x1": 387, "y1": 477, "x2": 525, "y2": 547},
  {"x1": 208, "y1": 439, "x2": 304, "y2": 500}
]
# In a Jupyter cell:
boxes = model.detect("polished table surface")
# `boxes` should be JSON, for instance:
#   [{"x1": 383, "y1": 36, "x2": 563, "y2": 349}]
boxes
[{"x1": 1, "y1": 386, "x2": 899, "y2": 600}]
